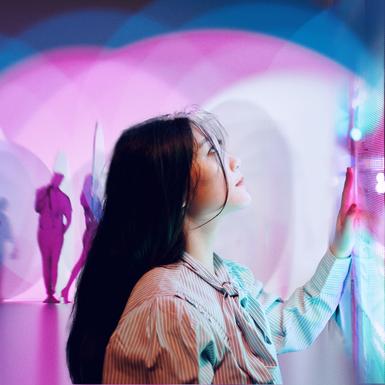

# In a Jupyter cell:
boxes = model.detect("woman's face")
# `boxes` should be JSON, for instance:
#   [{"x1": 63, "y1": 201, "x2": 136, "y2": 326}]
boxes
[{"x1": 188, "y1": 125, "x2": 252, "y2": 220}]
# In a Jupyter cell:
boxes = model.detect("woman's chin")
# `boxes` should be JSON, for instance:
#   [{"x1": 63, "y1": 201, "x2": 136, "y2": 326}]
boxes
[
  {"x1": 237, "y1": 196, "x2": 252, "y2": 209},
  {"x1": 224, "y1": 194, "x2": 252, "y2": 214},
  {"x1": 236, "y1": 189, "x2": 252, "y2": 207}
]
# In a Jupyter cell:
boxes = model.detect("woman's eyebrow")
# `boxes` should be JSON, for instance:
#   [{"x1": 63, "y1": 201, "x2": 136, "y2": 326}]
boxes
[
  {"x1": 198, "y1": 138, "x2": 209, "y2": 148},
  {"x1": 198, "y1": 137, "x2": 223, "y2": 148}
]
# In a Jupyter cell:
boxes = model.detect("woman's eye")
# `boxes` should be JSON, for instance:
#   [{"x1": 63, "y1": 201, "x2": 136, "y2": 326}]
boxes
[
  {"x1": 208, "y1": 145, "x2": 216, "y2": 154},
  {"x1": 207, "y1": 140, "x2": 224, "y2": 155}
]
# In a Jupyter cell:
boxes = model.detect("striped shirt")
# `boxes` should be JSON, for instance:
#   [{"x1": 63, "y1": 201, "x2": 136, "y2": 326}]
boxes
[{"x1": 103, "y1": 248, "x2": 352, "y2": 384}]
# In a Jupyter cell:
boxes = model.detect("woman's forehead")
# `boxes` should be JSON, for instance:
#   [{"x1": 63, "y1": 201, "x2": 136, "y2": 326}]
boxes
[
  {"x1": 192, "y1": 124, "x2": 217, "y2": 144},
  {"x1": 193, "y1": 127, "x2": 207, "y2": 143},
  {"x1": 190, "y1": 119, "x2": 227, "y2": 154}
]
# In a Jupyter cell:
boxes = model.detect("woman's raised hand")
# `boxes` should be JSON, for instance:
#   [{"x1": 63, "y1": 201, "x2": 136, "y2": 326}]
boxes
[{"x1": 329, "y1": 167, "x2": 361, "y2": 259}]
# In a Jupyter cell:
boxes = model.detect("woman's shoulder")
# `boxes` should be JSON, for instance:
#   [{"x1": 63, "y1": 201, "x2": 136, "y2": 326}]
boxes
[
  {"x1": 112, "y1": 292, "x2": 202, "y2": 343},
  {"x1": 106, "y1": 295, "x2": 188, "y2": 349},
  {"x1": 105, "y1": 292, "x2": 226, "y2": 376},
  {"x1": 122, "y1": 263, "x2": 186, "y2": 312}
]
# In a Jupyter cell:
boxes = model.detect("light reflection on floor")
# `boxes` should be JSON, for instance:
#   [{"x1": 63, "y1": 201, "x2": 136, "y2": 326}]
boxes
[{"x1": 0, "y1": 302, "x2": 73, "y2": 385}]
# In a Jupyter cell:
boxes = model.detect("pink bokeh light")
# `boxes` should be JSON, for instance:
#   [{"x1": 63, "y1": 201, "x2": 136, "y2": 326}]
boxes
[{"x1": 0, "y1": 29, "x2": 352, "y2": 300}]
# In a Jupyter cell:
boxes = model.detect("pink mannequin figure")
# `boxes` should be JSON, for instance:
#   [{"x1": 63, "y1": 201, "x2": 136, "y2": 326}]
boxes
[
  {"x1": 34, "y1": 172, "x2": 72, "y2": 303},
  {"x1": 60, "y1": 174, "x2": 100, "y2": 303}
]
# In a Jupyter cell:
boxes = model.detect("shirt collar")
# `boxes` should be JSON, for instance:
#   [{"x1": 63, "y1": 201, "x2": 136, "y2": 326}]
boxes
[{"x1": 181, "y1": 251, "x2": 239, "y2": 297}]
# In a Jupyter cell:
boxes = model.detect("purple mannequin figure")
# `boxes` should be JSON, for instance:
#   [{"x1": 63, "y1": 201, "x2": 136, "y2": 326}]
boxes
[
  {"x1": 34, "y1": 172, "x2": 72, "y2": 303},
  {"x1": 60, "y1": 174, "x2": 99, "y2": 303}
]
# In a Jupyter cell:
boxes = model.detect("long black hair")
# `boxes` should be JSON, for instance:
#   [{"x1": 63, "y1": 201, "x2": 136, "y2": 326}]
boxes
[{"x1": 65, "y1": 107, "x2": 229, "y2": 383}]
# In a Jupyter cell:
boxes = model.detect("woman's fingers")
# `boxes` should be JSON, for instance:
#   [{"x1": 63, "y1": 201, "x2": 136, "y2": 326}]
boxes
[
  {"x1": 332, "y1": 202, "x2": 359, "y2": 258},
  {"x1": 340, "y1": 167, "x2": 354, "y2": 218},
  {"x1": 345, "y1": 203, "x2": 358, "y2": 225},
  {"x1": 343, "y1": 202, "x2": 358, "y2": 235}
]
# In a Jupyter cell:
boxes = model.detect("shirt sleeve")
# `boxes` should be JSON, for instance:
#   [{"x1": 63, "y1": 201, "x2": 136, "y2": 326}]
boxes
[
  {"x1": 228, "y1": 248, "x2": 352, "y2": 355},
  {"x1": 103, "y1": 295, "x2": 216, "y2": 384}
]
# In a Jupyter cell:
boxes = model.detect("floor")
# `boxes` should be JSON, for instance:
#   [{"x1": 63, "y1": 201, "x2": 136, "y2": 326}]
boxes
[{"x1": 1, "y1": 301, "x2": 73, "y2": 385}]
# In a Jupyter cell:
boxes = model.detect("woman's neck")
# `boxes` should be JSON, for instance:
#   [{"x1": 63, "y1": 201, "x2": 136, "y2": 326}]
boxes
[{"x1": 184, "y1": 216, "x2": 220, "y2": 275}]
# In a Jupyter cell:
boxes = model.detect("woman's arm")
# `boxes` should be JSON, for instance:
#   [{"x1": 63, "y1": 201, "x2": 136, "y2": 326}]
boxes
[
  {"x1": 103, "y1": 296, "x2": 216, "y2": 384},
  {"x1": 250, "y1": 248, "x2": 352, "y2": 354},
  {"x1": 228, "y1": 167, "x2": 360, "y2": 354}
]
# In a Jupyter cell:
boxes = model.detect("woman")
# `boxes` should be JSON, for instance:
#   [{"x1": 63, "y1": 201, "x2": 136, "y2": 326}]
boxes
[
  {"x1": 60, "y1": 173, "x2": 101, "y2": 303},
  {"x1": 66, "y1": 108, "x2": 360, "y2": 384}
]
